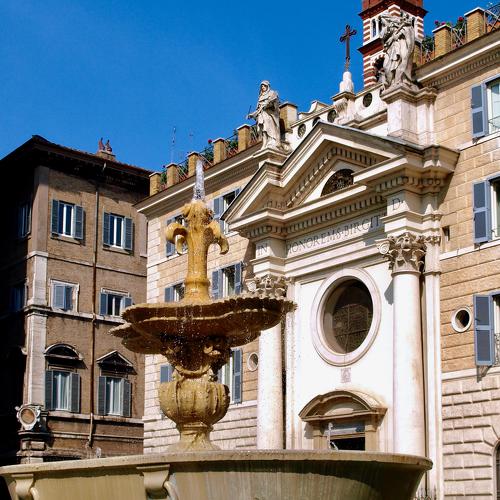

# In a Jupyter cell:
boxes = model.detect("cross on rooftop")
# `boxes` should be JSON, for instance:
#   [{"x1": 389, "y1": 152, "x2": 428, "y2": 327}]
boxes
[{"x1": 340, "y1": 24, "x2": 357, "y2": 71}]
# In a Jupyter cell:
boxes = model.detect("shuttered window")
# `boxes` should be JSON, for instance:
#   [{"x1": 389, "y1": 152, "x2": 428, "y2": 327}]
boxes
[
  {"x1": 97, "y1": 376, "x2": 131, "y2": 417},
  {"x1": 52, "y1": 282, "x2": 76, "y2": 311},
  {"x1": 45, "y1": 370, "x2": 80, "y2": 413},
  {"x1": 212, "y1": 187, "x2": 240, "y2": 234},
  {"x1": 18, "y1": 202, "x2": 31, "y2": 238},
  {"x1": 471, "y1": 76, "x2": 500, "y2": 139},
  {"x1": 103, "y1": 213, "x2": 133, "y2": 250},
  {"x1": 160, "y1": 364, "x2": 173, "y2": 383},
  {"x1": 217, "y1": 349, "x2": 243, "y2": 404},
  {"x1": 100, "y1": 291, "x2": 132, "y2": 316},
  {"x1": 51, "y1": 200, "x2": 84, "y2": 239},
  {"x1": 473, "y1": 176, "x2": 500, "y2": 244},
  {"x1": 211, "y1": 263, "x2": 243, "y2": 299},
  {"x1": 165, "y1": 283, "x2": 184, "y2": 302},
  {"x1": 474, "y1": 294, "x2": 496, "y2": 366}
]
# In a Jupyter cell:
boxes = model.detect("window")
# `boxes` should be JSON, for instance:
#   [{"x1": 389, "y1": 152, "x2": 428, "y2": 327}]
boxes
[
  {"x1": 97, "y1": 351, "x2": 133, "y2": 417},
  {"x1": 51, "y1": 281, "x2": 77, "y2": 311},
  {"x1": 165, "y1": 282, "x2": 185, "y2": 302},
  {"x1": 473, "y1": 293, "x2": 500, "y2": 366},
  {"x1": 166, "y1": 214, "x2": 185, "y2": 257},
  {"x1": 44, "y1": 344, "x2": 82, "y2": 413},
  {"x1": 496, "y1": 443, "x2": 500, "y2": 499},
  {"x1": 213, "y1": 188, "x2": 240, "y2": 234},
  {"x1": 217, "y1": 349, "x2": 243, "y2": 403},
  {"x1": 51, "y1": 200, "x2": 84, "y2": 239},
  {"x1": 211, "y1": 263, "x2": 243, "y2": 299},
  {"x1": 100, "y1": 290, "x2": 132, "y2": 317},
  {"x1": 103, "y1": 212, "x2": 133, "y2": 250},
  {"x1": 18, "y1": 202, "x2": 31, "y2": 238},
  {"x1": 160, "y1": 364, "x2": 173, "y2": 383},
  {"x1": 321, "y1": 169, "x2": 354, "y2": 196},
  {"x1": 471, "y1": 77, "x2": 500, "y2": 138},
  {"x1": 473, "y1": 175, "x2": 500, "y2": 243},
  {"x1": 10, "y1": 282, "x2": 26, "y2": 312}
]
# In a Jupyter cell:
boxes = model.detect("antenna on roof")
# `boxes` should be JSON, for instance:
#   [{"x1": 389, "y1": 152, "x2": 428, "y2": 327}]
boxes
[{"x1": 170, "y1": 126, "x2": 176, "y2": 165}]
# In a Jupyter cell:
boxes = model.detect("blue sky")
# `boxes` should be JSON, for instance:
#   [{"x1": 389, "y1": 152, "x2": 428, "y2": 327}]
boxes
[{"x1": 1, "y1": 0, "x2": 476, "y2": 171}]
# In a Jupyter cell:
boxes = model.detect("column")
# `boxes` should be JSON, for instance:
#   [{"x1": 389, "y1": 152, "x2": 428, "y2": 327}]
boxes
[
  {"x1": 379, "y1": 232, "x2": 426, "y2": 456},
  {"x1": 254, "y1": 274, "x2": 287, "y2": 449}
]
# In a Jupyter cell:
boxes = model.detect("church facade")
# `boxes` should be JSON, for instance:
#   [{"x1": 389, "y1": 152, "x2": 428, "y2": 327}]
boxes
[{"x1": 140, "y1": 1, "x2": 500, "y2": 498}]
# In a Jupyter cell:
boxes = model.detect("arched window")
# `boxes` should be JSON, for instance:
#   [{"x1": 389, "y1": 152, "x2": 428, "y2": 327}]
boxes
[
  {"x1": 321, "y1": 169, "x2": 354, "y2": 196},
  {"x1": 44, "y1": 344, "x2": 82, "y2": 413}
]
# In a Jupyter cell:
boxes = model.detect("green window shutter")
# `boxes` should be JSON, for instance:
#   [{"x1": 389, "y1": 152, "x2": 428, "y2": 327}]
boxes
[
  {"x1": 45, "y1": 371, "x2": 54, "y2": 410},
  {"x1": 232, "y1": 349, "x2": 242, "y2": 403},
  {"x1": 165, "y1": 286, "x2": 174, "y2": 302},
  {"x1": 51, "y1": 200, "x2": 60, "y2": 234},
  {"x1": 160, "y1": 364, "x2": 173, "y2": 383},
  {"x1": 74, "y1": 205, "x2": 84, "y2": 240},
  {"x1": 474, "y1": 294, "x2": 495, "y2": 366},
  {"x1": 97, "y1": 376, "x2": 107, "y2": 415},
  {"x1": 473, "y1": 180, "x2": 491, "y2": 243},
  {"x1": 124, "y1": 217, "x2": 133, "y2": 251},
  {"x1": 211, "y1": 270, "x2": 221, "y2": 299},
  {"x1": 70, "y1": 373, "x2": 80, "y2": 413},
  {"x1": 100, "y1": 292, "x2": 108, "y2": 315},
  {"x1": 166, "y1": 218, "x2": 175, "y2": 257},
  {"x1": 471, "y1": 83, "x2": 487, "y2": 139},
  {"x1": 103, "y1": 212, "x2": 110, "y2": 246},
  {"x1": 234, "y1": 262, "x2": 243, "y2": 295},
  {"x1": 122, "y1": 379, "x2": 131, "y2": 417}
]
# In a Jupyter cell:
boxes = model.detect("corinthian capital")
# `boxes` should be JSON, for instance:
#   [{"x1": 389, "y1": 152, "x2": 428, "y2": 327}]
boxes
[{"x1": 378, "y1": 232, "x2": 426, "y2": 274}]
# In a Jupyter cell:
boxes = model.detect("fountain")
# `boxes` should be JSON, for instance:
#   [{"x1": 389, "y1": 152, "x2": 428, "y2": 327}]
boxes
[{"x1": 0, "y1": 161, "x2": 431, "y2": 499}]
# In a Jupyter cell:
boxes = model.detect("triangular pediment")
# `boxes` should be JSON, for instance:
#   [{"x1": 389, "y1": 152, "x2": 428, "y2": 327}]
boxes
[{"x1": 224, "y1": 122, "x2": 405, "y2": 224}]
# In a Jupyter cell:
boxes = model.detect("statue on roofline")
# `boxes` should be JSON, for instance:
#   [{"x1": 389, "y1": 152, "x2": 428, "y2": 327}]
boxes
[
  {"x1": 248, "y1": 80, "x2": 285, "y2": 151},
  {"x1": 380, "y1": 13, "x2": 416, "y2": 90}
]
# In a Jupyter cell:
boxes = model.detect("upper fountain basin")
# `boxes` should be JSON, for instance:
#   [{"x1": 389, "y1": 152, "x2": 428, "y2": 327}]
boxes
[{"x1": 110, "y1": 294, "x2": 295, "y2": 354}]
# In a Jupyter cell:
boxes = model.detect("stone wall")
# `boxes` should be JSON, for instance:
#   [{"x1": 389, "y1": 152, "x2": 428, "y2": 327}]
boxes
[{"x1": 442, "y1": 370, "x2": 500, "y2": 498}]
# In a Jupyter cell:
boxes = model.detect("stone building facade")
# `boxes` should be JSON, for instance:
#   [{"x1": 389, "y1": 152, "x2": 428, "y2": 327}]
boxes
[
  {"x1": 0, "y1": 136, "x2": 150, "y2": 464},
  {"x1": 139, "y1": 1, "x2": 499, "y2": 498}
]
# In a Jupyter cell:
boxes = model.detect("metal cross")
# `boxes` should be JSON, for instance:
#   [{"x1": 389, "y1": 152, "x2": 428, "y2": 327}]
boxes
[{"x1": 340, "y1": 24, "x2": 357, "y2": 71}]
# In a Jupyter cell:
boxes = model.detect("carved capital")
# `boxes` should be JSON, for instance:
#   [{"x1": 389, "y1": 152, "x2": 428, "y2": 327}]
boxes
[
  {"x1": 249, "y1": 274, "x2": 288, "y2": 299},
  {"x1": 378, "y1": 232, "x2": 426, "y2": 274}
]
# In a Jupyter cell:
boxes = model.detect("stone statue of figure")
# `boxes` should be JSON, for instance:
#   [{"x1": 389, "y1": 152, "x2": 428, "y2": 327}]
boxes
[
  {"x1": 248, "y1": 80, "x2": 282, "y2": 150},
  {"x1": 98, "y1": 137, "x2": 105, "y2": 152},
  {"x1": 380, "y1": 13, "x2": 415, "y2": 89},
  {"x1": 105, "y1": 140, "x2": 113, "y2": 153}
]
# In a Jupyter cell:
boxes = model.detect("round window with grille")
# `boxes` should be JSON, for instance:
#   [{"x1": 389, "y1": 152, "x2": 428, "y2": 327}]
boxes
[
  {"x1": 323, "y1": 280, "x2": 373, "y2": 354},
  {"x1": 311, "y1": 269, "x2": 381, "y2": 366}
]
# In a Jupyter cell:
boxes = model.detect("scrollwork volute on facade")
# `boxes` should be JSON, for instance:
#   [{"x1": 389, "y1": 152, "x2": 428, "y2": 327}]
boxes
[
  {"x1": 378, "y1": 232, "x2": 426, "y2": 273},
  {"x1": 249, "y1": 274, "x2": 288, "y2": 299}
]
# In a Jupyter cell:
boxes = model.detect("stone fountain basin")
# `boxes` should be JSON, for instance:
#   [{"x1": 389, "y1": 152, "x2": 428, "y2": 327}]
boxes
[
  {"x1": 0, "y1": 450, "x2": 431, "y2": 500},
  {"x1": 111, "y1": 295, "x2": 294, "y2": 353}
]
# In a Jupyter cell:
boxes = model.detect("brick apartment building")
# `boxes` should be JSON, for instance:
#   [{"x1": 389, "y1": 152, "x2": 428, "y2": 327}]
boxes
[{"x1": 0, "y1": 136, "x2": 150, "y2": 465}]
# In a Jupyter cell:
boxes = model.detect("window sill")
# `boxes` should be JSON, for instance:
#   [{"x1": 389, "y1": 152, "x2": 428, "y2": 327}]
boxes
[
  {"x1": 48, "y1": 410, "x2": 142, "y2": 424},
  {"x1": 51, "y1": 234, "x2": 82, "y2": 245},
  {"x1": 103, "y1": 245, "x2": 132, "y2": 255}
]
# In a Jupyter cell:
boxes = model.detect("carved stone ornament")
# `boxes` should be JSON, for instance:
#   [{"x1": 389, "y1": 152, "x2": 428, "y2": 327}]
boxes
[
  {"x1": 251, "y1": 274, "x2": 288, "y2": 299},
  {"x1": 378, "y1": 232, "x2": 426, "y2": 273}
]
